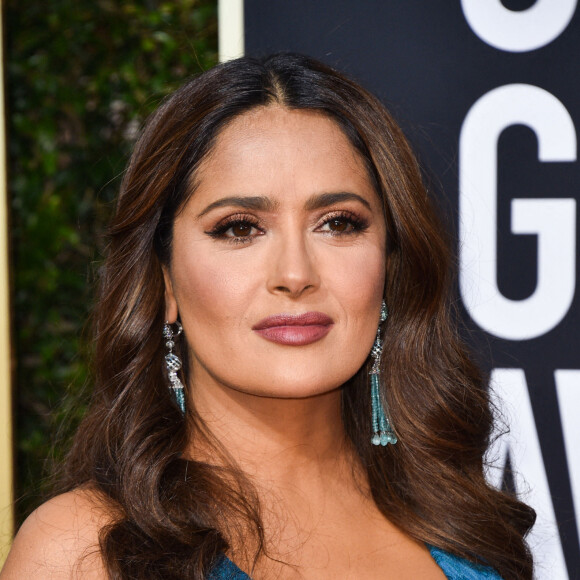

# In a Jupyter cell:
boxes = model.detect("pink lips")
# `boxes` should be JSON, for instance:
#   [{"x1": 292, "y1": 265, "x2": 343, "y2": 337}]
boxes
[{"x1": 252, "y1": 312, "x2": 334, "y2": 346}]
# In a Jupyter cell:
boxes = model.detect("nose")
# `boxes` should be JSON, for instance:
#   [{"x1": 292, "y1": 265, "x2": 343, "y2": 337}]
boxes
[{"x1": 267, "y1": 230, "x2": 320, "y2": 298}]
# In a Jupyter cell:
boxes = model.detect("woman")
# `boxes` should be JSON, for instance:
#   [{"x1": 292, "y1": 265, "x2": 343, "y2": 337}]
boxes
[{"x1": 2, "y1": 54, "x2": 534, "y2": 579}]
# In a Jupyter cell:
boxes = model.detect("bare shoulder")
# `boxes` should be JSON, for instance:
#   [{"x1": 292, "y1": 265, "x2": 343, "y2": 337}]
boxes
[{"x1": 1, "y1": 488, "x2": 114, "y2": 579}]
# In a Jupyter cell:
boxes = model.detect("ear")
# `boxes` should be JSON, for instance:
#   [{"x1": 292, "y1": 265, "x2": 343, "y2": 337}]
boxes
[{"x1": 162, "y1": 266, "x2": 179, "y2": 323}]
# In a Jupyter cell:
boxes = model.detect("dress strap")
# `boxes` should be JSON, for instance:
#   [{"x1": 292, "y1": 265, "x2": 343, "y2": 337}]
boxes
[
  {"x1": 207, "y1": 553, "x2": 251, "y2": 579},
  {"x1": 428, "y1": 545, "x2": 504, "y2": 579},
  {"x1": 208, "y1": 546, "x2": 504, "y2": 579}
]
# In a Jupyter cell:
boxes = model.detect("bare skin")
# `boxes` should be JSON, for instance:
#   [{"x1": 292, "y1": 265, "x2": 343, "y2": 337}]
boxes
[
  {"x1": 211, "y1": 404, "x2": 445, "y2": 579},
  {"x1": 1, "y1": 108, "x2": 446, "y2": 579},
  {"x1": 1, "y1": 489, "x2": 109, "y2": 579}
]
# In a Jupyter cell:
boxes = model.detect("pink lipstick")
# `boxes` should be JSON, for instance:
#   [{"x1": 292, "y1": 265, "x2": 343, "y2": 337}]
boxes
[{"x1": 252, "y1": 312, "x2": 334, "y2": 346}]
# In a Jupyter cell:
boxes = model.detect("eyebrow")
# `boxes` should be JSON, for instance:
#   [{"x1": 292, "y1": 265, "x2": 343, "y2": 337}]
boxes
[
  {"x1": 197, "y1": 196, "x2": 278, "y2": 217},
  {"x1": 304, "y1": 192, "x2": 372, "y2": 212},
  {"x1": 197, "y1": 191, "x2": 372, "y2": 218}
]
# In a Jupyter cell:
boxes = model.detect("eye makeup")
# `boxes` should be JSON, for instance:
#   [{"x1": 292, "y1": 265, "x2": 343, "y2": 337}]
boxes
[
  {"x1": 205, "y1": 213, "x2": 265, "y2": 244},
  {"x1": 204, "y1": 208, "x2": 370, "y2": 246},
  {"x1": 313, "y1": 210, "x2": 369, "y2": 236}
]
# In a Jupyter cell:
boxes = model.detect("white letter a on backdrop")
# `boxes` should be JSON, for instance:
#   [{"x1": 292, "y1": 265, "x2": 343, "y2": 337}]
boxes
[{"x1": 486, "y1": 368, "x2": 567, "y2": 579}]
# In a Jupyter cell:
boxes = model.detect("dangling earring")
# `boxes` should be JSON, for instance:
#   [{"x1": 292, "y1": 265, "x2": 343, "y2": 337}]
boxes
[
  {"x1": 371, "y1": 301, "x2": 397, "y2": 446},
  {"x1": 163, "y1": 321, "x2": 186, "y2": 414}
]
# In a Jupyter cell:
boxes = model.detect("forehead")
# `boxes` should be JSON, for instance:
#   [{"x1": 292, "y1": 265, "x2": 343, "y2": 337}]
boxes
[{"x1": 192, "y1": 105, "x2": 376, "y2": 201}]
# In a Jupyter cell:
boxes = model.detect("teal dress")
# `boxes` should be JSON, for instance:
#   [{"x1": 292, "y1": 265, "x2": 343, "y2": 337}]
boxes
[{"x1": 208, "y1": 546, "x2": 503, "y2": 579}]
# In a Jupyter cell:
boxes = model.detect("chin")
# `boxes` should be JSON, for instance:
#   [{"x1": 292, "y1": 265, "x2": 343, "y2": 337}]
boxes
[{"x1": 228, "y1": 367, "x2": 359, "y2": 400}]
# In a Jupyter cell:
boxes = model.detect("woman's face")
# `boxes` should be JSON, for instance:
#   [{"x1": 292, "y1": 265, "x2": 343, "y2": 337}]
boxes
[{"x1": 164, "y1": 106, "x2": 386, "y2": 401}]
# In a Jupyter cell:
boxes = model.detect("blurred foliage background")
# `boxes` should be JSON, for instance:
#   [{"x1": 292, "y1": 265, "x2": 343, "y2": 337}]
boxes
[{"x1": 5, "y1": 0, "x2": 218, "y2": 525}]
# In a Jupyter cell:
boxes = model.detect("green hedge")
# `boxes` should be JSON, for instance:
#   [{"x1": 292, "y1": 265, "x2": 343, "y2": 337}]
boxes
[{"x1": 5, "y1": 0, "x2": 218, "y2": 525}]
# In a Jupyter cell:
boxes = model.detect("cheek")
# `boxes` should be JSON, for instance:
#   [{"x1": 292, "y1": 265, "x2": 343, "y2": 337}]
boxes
[
  {"x1": 169, "y1": 242, "x2": 264, "y2": 341},
  {"x1": 174, "y1": 258, "x2": 241, "y2": 322},
  {"x1": 326, "y1": 244, "x2": 386, "y2": 309},
  {"x1": 322, "y1": 245, "x2": 386, "y2": 383}
]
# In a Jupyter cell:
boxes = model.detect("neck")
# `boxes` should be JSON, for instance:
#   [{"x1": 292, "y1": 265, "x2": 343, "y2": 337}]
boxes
[
  {"x1": 186, "y1": 378, "x2": 358, "y2": 490},
  {"x1": 186, "y1": 377, "x2": 379, "y2": 572}
]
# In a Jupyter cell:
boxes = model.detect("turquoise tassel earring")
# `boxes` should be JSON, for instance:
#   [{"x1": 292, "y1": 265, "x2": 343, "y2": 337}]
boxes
[
  {"x1": 371, "y1": 302, "x2": 397, "y2": 446},
  {"x1": 164, "y1": 321, "x2": 186, "y2": 414}
]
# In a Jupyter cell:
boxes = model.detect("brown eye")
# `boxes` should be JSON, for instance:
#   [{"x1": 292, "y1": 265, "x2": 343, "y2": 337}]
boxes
[
  {"x1": 316, "y1": 212, "x2": 367, "y2": 236},
  {"x1": 327, "y1": 218, "x2": 349, "y2": 233},
  {"x1": 206, "y1": 217, "x2": 264, "y2": 243},
  {"x1": 230, "y1": 222, "x2": 253, "y2": 237}
]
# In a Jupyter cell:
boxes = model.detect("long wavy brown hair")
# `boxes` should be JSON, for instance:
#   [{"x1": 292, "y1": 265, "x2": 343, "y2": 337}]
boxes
[{"x1": 61, "y1": 54, "x2": 535, "y2": 579}]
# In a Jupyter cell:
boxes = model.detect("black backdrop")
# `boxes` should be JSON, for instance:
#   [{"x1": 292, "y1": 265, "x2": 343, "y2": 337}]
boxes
[{"x1": 244, "y1": 2, "x2": 580, "y2": 578}]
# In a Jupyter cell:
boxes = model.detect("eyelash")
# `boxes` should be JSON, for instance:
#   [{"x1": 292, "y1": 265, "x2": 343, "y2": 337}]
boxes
[
  {"x1": 205, "y1": 214, "x2": 265, "y2": 244},
  {"x1": 205, "y1": 211, "x2": 369, "y2": 244},
  {"x1": 315, "y1": 210, "x2": 369, "y2": 236}
]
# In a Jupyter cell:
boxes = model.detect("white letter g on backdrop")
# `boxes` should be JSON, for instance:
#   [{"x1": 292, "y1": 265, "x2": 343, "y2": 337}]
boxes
[{"x1": 459, "y1": 84, "x2": 576, "y2": 341}]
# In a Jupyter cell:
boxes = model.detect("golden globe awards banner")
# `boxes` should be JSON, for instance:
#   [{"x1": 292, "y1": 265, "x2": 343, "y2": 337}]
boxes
[{"x1": 242, "y1": 2, "x2": 580, "y2": 578}]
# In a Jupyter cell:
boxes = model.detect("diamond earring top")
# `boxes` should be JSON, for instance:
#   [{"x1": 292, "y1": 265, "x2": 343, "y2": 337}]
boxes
[{"x1": 164, "y1": 321, "x2": 185, "y2": 414}]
